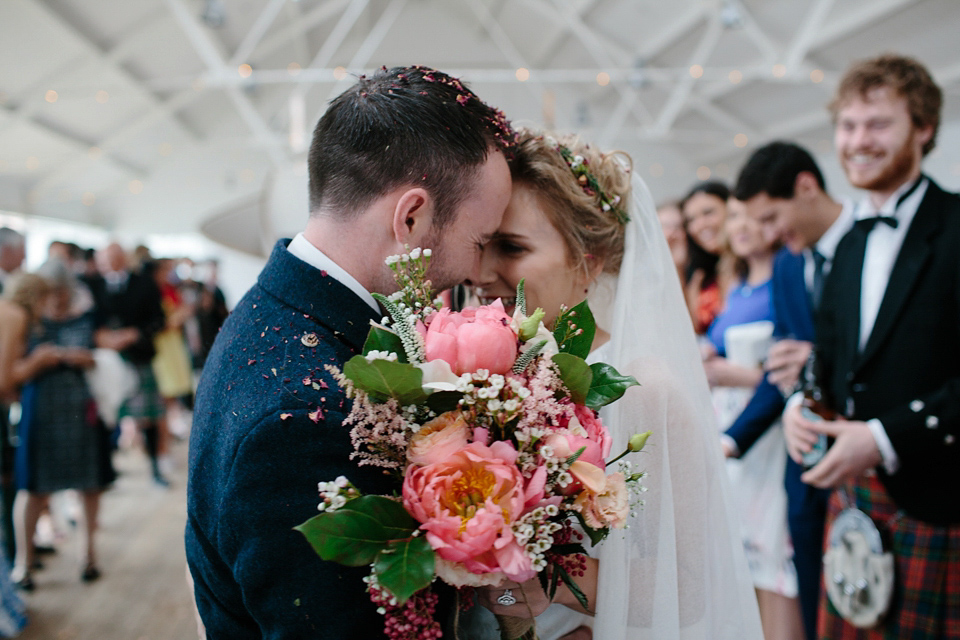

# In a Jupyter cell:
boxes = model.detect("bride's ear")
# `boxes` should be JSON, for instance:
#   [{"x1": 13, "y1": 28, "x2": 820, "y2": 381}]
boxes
[
  {"x1": 391, "y1": 187, "x2": 435, "y2": 248},
  {"x1": 582, "y1": 253, "x2": 606, "y2": 287}
]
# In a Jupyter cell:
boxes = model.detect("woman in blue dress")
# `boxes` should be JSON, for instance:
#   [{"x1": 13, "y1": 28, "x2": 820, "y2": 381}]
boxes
[{"x1": 702, "y1": 198, "x2": 805, "y2": 640}]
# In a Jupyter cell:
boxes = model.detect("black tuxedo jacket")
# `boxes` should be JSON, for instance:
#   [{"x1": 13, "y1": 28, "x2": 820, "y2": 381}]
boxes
[
  {"x1": 89, "y1": 271, "x2": 165, "y2": 364},
  {"x1": 817, "y1": 178, "x2": 960, "y2": 524}
]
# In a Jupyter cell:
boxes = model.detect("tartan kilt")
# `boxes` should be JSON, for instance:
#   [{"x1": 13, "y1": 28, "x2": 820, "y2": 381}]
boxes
[
  {"x1": 818, "y1": 474, "x2": 960, "y2": 639},
  {"x1": 120, "y1": 362, "x2": 165, "y2": 421}
]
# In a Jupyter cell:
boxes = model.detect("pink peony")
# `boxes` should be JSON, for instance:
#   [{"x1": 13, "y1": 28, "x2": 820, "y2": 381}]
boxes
[
  {"x1": 574, "y1": 471, "x2": 630, "y2": 529},
  {"x1": 402, "y1": 441, "x2": 536, "y2": 584},
  {"x1": 423, "y1": 300, "x2": 518, "y2": 375},
  {"x1": 408, "y1": 411, "x2": 470, "y2": 467}
]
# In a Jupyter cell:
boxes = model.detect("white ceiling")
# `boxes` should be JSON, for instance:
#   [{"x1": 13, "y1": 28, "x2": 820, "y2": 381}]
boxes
[{"x1": 2, "y1": 0, "x2": 959, "y2": 256}]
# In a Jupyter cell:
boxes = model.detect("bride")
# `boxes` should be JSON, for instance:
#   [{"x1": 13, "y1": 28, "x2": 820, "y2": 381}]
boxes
[{"x1": 462, "y1": 129, "x2": 763, "y2": 639}]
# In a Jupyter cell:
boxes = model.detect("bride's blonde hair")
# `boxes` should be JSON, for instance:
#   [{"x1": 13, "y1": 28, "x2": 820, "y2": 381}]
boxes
[{"x1": 509, "y1": 128, "x2": 631, "y2": 275}]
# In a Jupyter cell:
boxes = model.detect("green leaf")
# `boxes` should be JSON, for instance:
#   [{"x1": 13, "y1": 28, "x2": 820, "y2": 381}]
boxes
[
  {"x1": 566, "y1": 445, "x2": 587, "y2": 466},
  {"x1": 554, "y1": 563, "x2": 590, "y2": 612},
  {"x1": 585, "y1": 362, "x2": 639, "y2": 410},
  {"x1": 551, "y1": 354, "x2": 593, "y2": 405},
  {"x1": 425, "y1": 390, "x2": 464, "y2": 415},
  {"x1": 553, "y1": 299, "x2": 595, "y2": 359},
  {"x1": 573, "y1": 511, "x2": 609, "y2": 547},
  {"x1": 295, "y1": 510, "x2": 391, "y2": 567},
  {"x1": 363, "y1": 326, "x2": 407, "y2": 363},
  {"x1": 343, "y1": 356, "x2": 428, "y2": 405},
  {"x1": 548, "y1": 558, "x2": 562, "y2": 600},
  {"x1": 516, "y1": 279, "x2": 527, "y2": 318},
  {"x1": 374, "y1": 536, "x2": 436, "y2": 605},
  {"x1": 339, "y1": 495, "x2": 418, "y2": 538}
]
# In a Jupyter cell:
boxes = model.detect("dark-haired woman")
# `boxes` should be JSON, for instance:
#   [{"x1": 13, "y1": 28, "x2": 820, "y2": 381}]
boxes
[{"x1": 681, "y1": 181, "x2": 729, "y2": 334}]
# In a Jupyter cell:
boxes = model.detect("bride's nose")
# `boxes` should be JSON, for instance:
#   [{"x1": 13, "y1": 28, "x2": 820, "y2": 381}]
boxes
[{"x1": 463, "y1": 245, "x2": 496, "y2": 289}]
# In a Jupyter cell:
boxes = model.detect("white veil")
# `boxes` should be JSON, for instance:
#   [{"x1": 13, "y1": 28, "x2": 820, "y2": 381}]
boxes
[{"x1": 589, "y1": 173, "x2": 764, "y2": 639}]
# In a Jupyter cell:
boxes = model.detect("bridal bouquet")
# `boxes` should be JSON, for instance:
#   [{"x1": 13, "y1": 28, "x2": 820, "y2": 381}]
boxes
[{"x1": 297, "y1": 248, "x2": 649, "y2": 640}]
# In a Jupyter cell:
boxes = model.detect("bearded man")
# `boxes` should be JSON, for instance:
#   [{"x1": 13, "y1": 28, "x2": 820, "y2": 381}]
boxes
[{"x1": 784, "y1": 54, "x2": 960, "y2": 639}]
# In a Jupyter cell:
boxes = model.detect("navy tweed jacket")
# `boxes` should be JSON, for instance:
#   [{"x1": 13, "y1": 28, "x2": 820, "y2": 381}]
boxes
[{"x1": 185, "y1": 239, "x2": 395, "y2": 639}]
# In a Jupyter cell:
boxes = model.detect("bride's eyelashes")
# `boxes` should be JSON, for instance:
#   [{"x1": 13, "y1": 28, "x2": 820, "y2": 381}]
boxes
[{"x1": 493, "y1": 239, "x2": 527, "y2": 257}]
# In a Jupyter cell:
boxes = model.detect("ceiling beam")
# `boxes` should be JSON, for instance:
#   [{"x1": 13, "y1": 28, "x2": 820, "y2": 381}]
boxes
[
  {"x1": 653, "y1": 15, "x2": 724, "y2": 135},
  {"x1": 252, "y1": 0, "x2": 352, "y2": 63},
  {"x1": 726, "y1": 0, "x2": 778, "y2": 63},
  {"x1": 782, "y1": 0, "x2": 835, "y2": 70},
  {"x1": 807, "y1": 0, "x2": 918, "y2": 50},
  {"x1": 465, "y1": 0, "x2": 544, "y2": 103},
  {"x1": 163, "y1": 0, "x2": 286, "y2": 167},
  {"x1": 30, "y1": 88, "x2": 203, "y2": 192},
  {"x1": 229, "y1": 0, "x2": 289, "y2": 66},
  {"x1": 292, "y1": 0, "x2": 370, "y2": 103},
  {"x1": 314, "y1": 0, "x2": 409, "y2": 118}
]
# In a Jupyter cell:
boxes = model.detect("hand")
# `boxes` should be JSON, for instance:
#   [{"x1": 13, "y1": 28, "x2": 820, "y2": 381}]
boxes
[
  {"x1": 59, "y1": 347, "x2": 95, "y2": 369},
  {"x1": 96, "y1": 327, "x2": 140, "y2": 351},
  {"x1": 801, "y1": 420, "x2": 882, "y2": 489},
  {"x1": 783, "y1": 403, "x2": 820, "y2": 465},
  {"x1": 765, "y1": 339, "x2": 812, "y2": 393},
  {"x1": 477, "y1": 577, "x2": 553, "y2": 619},
  {"x1": 721, "y1": 438, "x2": 736, "y2": 458},
  {"x1": 559, "y1": 626, "x2": 592, "y2": 640},
  {"x1": 31, "y1": 343, "x2": 62, "y2": 369},
  {"x1": 703, "y1": 356, "x2": 762, "y2": 389}
]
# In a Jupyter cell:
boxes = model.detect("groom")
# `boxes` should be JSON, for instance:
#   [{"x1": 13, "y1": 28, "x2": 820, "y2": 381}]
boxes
[{"x1": 185, "y1": 66, "x2": 514, "y2": 638}]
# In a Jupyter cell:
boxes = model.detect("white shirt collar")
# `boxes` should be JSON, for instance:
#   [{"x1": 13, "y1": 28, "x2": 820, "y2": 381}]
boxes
[
  {"x1": 856, "y1": 176, "x2": 927, "y2": 220},
  {"x1": 286, "y1": 233, "x2": 380, "y2": 314},
  {"x1": 814, "y1": 198, "x2": 856, "y2": 261}
]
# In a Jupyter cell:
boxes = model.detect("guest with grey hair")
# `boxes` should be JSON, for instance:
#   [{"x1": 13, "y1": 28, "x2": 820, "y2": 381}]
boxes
[{"x1": 0, "y1": 230, "x2": 25, "y2": 293}]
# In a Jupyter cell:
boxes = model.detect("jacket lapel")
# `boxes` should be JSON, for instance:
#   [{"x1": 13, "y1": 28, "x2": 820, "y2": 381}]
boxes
[
  {"x1": 855, "y1": 183, "x2": 944, "y2": 370},
  {"x1": 258, "y1": 239, "x2": 380, "y2": 352}
]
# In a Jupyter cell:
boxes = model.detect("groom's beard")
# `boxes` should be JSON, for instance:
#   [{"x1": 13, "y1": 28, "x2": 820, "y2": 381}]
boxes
[{"x1": 418, "y1": 229, "x2": 459, "y2": 294}]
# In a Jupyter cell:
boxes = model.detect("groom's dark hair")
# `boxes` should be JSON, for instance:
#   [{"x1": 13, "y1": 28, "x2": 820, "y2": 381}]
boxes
[
  {"x1": 734, "y1": 141, "x2": 826, "y2": 201},
  {"x1": 308, "y1": 66, "x2": 515, "y2": 226}
]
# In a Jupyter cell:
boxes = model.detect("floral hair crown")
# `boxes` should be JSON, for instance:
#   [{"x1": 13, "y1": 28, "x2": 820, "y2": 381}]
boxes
[{"x1": 546, "y1": 137, "x2": 628, "y2": 224}]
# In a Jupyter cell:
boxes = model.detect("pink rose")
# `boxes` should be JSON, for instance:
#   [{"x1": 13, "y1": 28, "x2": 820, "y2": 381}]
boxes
[
  {"x1": 402, "y1": 441, "x2": 536, "y2": 584},
  {"x1": 423, "y1": 300, "x2": 518, "y2": 375},
  {"x1": 574, "y1": 471, "x2": 630, "y2": 529},
  {"x1": 408, "y1": 411, "x2": 470, "y2": 467}
]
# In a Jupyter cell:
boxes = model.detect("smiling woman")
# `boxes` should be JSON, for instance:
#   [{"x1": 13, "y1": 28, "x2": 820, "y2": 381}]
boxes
[{"x1": 680, "y1": 181, "x2": 730, "y2": 334}]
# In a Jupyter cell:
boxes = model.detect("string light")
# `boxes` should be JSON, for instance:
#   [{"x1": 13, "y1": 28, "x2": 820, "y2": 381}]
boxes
[
  {"x1": 238, "y1": 64, "x2": 252, "y2": 78},
  {"x1": 772, "y1": 64, "x2": 787, "y2": 78},
  {"x1": 45, "y1": 90, "x2": 58, "y2": 103},
  {"x1": 689, "y1": 65, "x2": 704, "y2": 79},
  {"x1": 95, "y1": 90, "x2": 109, "y2": 103},
  {"x1": 728, "y1": 70, "x2": 742, "y2": 84},
  {"x1": 515, "y1": 68, "x2": 530, "y2": 82},
  {"x1": 287, "y1": 62, "x2": 302, "y2": 76},
  {"x1": 333, "y1": 66, "x2": 347, "y2": 80},
  {"x1": 810, "y1": 69, "x2": 824, "y2": 83},
  {"x1": 696, "y1": 166, "x2": 711, "y2": 180},
  {"x1": 596, "y1": 72, "x2": 610, "y2": 86},
  {"x1": 734, "y1": 133, "x2": 748, "y2": 148}
]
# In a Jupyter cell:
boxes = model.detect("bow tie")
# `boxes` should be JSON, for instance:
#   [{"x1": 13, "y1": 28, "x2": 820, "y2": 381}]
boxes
[{"x1": 855, "y1": 215, "x2": 899, "y2": 232}]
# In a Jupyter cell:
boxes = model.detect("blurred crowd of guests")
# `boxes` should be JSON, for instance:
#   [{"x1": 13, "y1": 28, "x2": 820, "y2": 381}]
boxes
[
  {"x1": 655, "y1": 54, "x2": 959, "y2": 640},
  {"x1": 0, "y1": 233, "x2": 228, "y2": 630}
]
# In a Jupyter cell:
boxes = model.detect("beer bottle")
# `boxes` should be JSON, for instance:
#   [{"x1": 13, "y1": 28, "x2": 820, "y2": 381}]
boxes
[{"x1": 799, "y1": 349, "x2": 835, "y2": 467}]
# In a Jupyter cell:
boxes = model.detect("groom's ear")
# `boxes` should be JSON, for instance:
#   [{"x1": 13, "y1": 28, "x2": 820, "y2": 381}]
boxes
[{"x1": 391, "y1": 187, "x2": 434, "y2": 246}]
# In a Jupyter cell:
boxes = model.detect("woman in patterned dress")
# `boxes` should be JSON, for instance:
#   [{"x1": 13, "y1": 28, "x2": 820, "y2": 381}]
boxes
[{"x1": 7, "y1": 261, "x2": 114, "y2": 590}]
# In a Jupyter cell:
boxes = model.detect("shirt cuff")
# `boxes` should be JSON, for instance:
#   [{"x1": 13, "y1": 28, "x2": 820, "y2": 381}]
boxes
[
  {"x1": 866, "y1": 418, "x2": 899, "y2": 475},
  {"x1": 720, "y1": 434, "x2": 740, "y2": 458}
]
